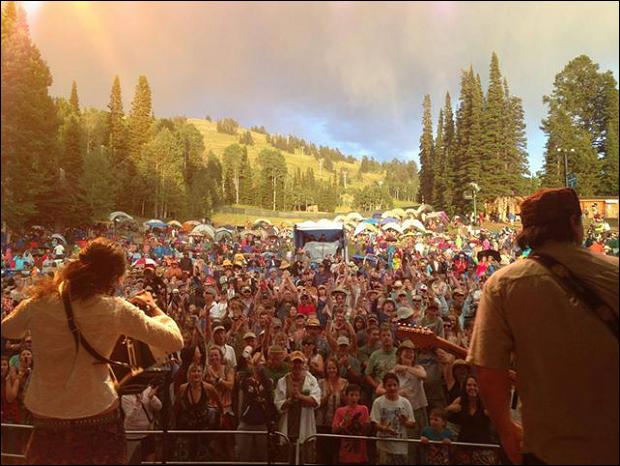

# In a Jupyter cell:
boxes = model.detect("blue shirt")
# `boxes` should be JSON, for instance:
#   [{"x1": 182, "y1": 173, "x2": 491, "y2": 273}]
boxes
[{"x1": 421, "y1": 426, "x2": 452, "y2": 441}]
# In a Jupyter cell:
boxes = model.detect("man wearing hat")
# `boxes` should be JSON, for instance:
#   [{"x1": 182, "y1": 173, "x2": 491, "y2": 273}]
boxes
[
  {"x1": 468, "y1": 188, "x2": 619, "y2": 465},
  {"x1": 208, "y1": 322, "x2": 237, "y2": 371},
  {"x1": 333, "y1": 335, "x2": 362, "y2": 385},
  {"x1": 300, "y1": 317, "x2": 330, "y2": 359},
  {"x1": 396, "y1": 306, "x2": 415, "y2": 330}
]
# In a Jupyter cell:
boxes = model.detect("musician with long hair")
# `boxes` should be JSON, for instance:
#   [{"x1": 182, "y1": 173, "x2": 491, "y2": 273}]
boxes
[{"x1": 1, "y1": 238, "x2": 184, "y2": 465}]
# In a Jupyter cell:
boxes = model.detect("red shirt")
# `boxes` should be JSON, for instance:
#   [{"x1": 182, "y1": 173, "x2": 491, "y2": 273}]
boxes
[
  {"x1": 297, "y1": 303, "x2": 316, "y2": 316},
  {"x1": 332, "y1": 405, "x2": 369, "y2": 464}
]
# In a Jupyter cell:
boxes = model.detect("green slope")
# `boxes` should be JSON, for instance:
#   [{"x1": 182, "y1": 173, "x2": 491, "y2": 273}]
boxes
[{"x1": 187, "y1": 118, "x2": 384, "y2": 191}]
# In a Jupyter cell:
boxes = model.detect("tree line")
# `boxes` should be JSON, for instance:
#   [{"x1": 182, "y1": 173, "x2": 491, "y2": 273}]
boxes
[{"x1": 417, "y1": 52, "x2": 618, "y2": 217}]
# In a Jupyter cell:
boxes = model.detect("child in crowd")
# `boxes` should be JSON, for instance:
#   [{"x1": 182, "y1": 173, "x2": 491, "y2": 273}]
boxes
[
  {"x1": 370, "y1": 373, "x2": 416, "y2": 465},
  {"x1": 332, "y1": 383, "x2": 370, "y2": 465},
  {"x1": 421, "y1": 407, "x2": 453, "y2": 465}
]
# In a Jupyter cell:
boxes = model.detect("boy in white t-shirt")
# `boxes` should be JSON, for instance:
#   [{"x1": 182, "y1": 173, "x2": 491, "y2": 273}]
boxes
[{"x1": 371, "y1": 372, "x2": 416, "y2": 465}]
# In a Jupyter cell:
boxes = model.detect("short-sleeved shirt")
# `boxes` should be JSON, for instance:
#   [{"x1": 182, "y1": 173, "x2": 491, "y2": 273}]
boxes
[
  {"x1": 467, "y1": 241, "x2": 619, "y2": 465},
  {"x1": 370, "y1": 395, "x2": 414, "y2": 455},
  {"x1": 332, "y1": 404, "x2": 369, "y2": 463},
  {"x1": 365, "y1": 348, "x2": 397, "y2": 386}
]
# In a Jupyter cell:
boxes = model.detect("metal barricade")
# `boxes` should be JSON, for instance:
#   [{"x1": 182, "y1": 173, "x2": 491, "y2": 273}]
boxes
[
  {"x1": 1, "y1": 424, "x2": 292, "y2": 465},
  {"x1": 300, "y1": 432, "x2": 502, "y2": 465}
]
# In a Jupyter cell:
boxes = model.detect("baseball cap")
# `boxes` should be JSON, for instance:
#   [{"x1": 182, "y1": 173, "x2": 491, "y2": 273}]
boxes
[
  {"x1": 290, "y1": 351, "x2": 307, "y2": 363},
  {"x1": 213, "y1": 325, "x2": 226, "y2": 333},
  {"x1": 337, "y1": 336, "x2": 350, "y2": 346},
  {"x1": 243, "y1": 331, "x2": 257, "y2": 340}
]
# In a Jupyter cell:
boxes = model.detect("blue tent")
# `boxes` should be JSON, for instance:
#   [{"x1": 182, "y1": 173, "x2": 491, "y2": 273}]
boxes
[
  {"x1": 361, "y1": 219, "x2": 379, "y2": 225},
  {"x1": 381, "y1": 217, "x2": 399, "y2": 225}
]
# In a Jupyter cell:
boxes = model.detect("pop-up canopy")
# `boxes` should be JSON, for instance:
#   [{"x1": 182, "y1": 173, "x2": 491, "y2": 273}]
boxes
[{"x1": 294, "y1": 220, "x2": 348, "y2": 262}]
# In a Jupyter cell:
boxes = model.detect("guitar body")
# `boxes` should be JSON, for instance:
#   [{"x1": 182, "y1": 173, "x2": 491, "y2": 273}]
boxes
[{"x1": 397, "y1": 324, "x2": 517, "y2": 384}]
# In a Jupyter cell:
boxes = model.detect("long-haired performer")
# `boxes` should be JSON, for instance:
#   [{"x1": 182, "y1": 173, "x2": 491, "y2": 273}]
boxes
[{"x1": 1, "y1": 238, "x2": 184, "y2": 465}]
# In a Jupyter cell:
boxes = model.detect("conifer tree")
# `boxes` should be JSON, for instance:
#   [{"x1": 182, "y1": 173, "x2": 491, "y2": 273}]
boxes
[
  {"x1": 433, "y1": 109, "x2": 448, "y2": 210},
  {"x1": 106, "y1": 75, "x2": 127, "y2": 167},
  {"x1": 442, "y1": 92, "x2": 456, "y2": 213},
  {"x1": 128, "y1": 75, "x2": 153, "y2": 159},
  {"x1": 479, "y1": 52, "x2": 508, "y2": 202},
  {"x1": 541, "y1": 55, "x2": 617, "y2": 195},
  {"x1": 69, "y1": 80, "x2": 80, "y2": 114},
  {"x1": 1, "y1": 2, "x2": 60, "y2": 227},
  {"x1": 417, "y1": 94, "x2": 434, "y2": 204}
]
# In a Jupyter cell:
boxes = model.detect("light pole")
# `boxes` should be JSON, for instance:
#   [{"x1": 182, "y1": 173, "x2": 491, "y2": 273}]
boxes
[
  {"x1": 557, "y1": 147, "x2": 575, "y2": 187},
  {"x1": 468, "y1": 182, "x2": 480, "y2": 224}
]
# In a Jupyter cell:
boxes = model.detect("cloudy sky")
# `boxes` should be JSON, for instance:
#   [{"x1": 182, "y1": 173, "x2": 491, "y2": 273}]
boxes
[{"x1": 21, "y1": 1, "x2": 619, "y2": 173}]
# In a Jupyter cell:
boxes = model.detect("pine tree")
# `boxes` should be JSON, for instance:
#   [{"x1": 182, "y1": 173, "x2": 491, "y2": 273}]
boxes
[
  {"x1": 128, "y1": 75, "x2": 153, "y2": 158},
  {"x1": 541, "y1": 55, "x2": 618, "y2": 195},
  {"x1": 417, "y1": 95, "x2": 434, "y2": 204},
  {"x1": 69, "y1": 80, "x2": 80, "y2": 114},
  {"x1": 454, "y1": 68, "x2": 483, "y2": 213},
  {"x1": 239, "y1": 148, "x2": 254, "y2": 204},
  {"x1": 442, "y1": 92, "x2": 456, "y2": 213},
  {"x1": 600, "y1": 87, "x2": 619, "y2": 195},
  {"x1": 433, "y1": 109, "x2": 448, "y2": 211},
  {"x1": 106, "y1": 75, "x2": 127, "y2": 166},
  {"x1": 479, "y1": 52, "x2": 508, "y2": 202},
  {"x1": 503, "y1": 79, "x2": 530, "y2": 195},
  {"x1": 1, "y1": 2, "x2": 60, "y2": 228}
]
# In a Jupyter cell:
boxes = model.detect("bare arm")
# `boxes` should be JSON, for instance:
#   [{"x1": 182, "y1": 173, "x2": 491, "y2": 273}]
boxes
[
  {"x1": 474, "y1": 365, "x2": 514, "y2": 435},
  {"x1": 475, "y1": 365, "x2": 523, "y2": 465}
]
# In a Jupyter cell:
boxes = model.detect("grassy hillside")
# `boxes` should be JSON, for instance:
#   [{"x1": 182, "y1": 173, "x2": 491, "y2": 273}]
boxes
[{"x1": 188, "y1": 118, "x2": 384, "y2": 192}]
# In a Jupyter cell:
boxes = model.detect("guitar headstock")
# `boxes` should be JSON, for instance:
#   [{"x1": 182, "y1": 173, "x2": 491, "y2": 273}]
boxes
[{"x1": 397, "y1": 324, "x2": 438, "y2": 349}]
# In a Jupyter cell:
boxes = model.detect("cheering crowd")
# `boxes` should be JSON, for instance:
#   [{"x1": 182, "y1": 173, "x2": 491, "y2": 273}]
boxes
[{"x1": 1, "y1": 215, "x2": 617, "y2": 465}]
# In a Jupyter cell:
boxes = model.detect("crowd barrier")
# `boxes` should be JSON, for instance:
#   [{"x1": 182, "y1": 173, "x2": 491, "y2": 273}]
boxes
[
  {"x1": 300, "y1": 432, "x2": 502, "y2": 465},
  {"x1": 2, "y1": 423, "x2": 502, "y2": 465}
]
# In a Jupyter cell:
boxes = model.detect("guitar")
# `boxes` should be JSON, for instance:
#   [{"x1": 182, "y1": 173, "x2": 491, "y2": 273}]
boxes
[{"x1": 397, "y1": 324, "x2": 517, "y2": 384}]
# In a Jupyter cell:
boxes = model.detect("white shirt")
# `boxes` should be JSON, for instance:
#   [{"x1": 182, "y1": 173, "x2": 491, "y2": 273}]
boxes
[
  {"x1": 207, "y1": 301, "x2": 227, "y2": 320},
  {"x1": 54, "y1": 244, "x2": 65, "y2": 256},
  {"x1": 122, "y1": 386, "x2": 162, "y2": 439},
  {"x1": 1, "y1": 294, "x2": 183, "y2": 419},
  {"x1": 370, "y1": 395, "x2": 415, "y2": 455}
]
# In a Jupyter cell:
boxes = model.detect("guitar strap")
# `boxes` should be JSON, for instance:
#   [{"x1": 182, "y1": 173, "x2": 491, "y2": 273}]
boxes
[
  {"x1": 528, "y1": 252, "x2": 618, "y2": 341},
  {"x1": 60, "y1": 282, "x2": 132, "y2": 391},
  {"x1": 60, "y1": 282, "x2": 133, "y2": 369}
]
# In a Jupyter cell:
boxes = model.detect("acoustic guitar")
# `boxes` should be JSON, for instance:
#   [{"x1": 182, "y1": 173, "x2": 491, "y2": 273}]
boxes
[{"x1": 397, "y1": 324, "x2": 517, "y2": 384}]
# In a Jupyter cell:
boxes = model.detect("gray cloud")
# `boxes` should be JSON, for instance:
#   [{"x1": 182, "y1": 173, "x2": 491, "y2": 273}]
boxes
[{"x1": 28, "y1": 1, "x2": 619, "y2": 171}]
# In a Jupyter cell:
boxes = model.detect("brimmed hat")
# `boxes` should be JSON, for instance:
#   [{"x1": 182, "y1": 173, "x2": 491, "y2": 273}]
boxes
[
  {"x1": 204, "y1": 288, "x2": 217, "y2": 296},
  {"x1": 305, "y1": 317, "x2": 321, "y2": 327},
  {"x1": 397, "y1": 339, "x2": 416, "y2": 355},
  {"x1": 279, "y1": 260, "x2": 291, "y2": 270},
  {"x1": 396, "y1": 306, "x2": 414, "y2": 321},
  {"x1": 290, "y1": 351, "x2": 307, "y2": 363},
  {"x1": 222, "y1": 259, "x2": 233, "y2": 267},
  {"x1": 331, "y1": 287, "x2": 348, "y2": 296},
  {"x1": 269, "y1": 345, "x2": 285, "y2": 355}
]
